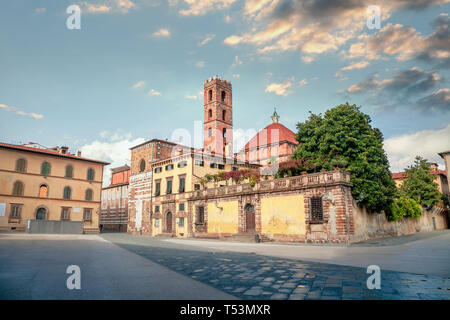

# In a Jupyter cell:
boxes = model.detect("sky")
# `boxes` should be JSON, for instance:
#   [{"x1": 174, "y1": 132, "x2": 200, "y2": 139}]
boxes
[{"x1": 0, "y1": 0, "x2": 449, "y2": 186}]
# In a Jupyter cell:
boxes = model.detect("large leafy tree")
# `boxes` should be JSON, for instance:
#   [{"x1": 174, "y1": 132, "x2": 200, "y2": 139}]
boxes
[
  {"x1": 399, "y1": 156, "x2": 441, "y2": 208},
  {"x1": 292, "y1": 103, "x2": 396, "y2": 213}
]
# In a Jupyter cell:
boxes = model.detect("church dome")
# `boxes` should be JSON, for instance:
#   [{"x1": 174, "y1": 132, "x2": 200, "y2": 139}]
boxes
[{"x1": 243, "y1": 122, "x2": 297, "y2": 150}]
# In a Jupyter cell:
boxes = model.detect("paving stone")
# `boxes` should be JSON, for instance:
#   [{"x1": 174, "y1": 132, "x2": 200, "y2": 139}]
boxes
[
  {"x1": 244, "y1": 289, "x2": 263, "y2": 296},
  {"x1": 270, "y1": 293, "x2": 288, "y2": 300},
  {"x1": 289, "y1": 294, "x2": 306, "y2": 300}
]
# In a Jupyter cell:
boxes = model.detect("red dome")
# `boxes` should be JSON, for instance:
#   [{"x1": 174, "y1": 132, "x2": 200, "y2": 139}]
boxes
[{"x1": 243, "y1": 123, "x2": 297, "y2": 150}]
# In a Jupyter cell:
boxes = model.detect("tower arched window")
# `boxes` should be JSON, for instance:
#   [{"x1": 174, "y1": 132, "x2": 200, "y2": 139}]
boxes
[
  {"x1": 39, "y1": 184, "x2": 48, "y2": 198},
  {"x1": 221, "y1": 91, "x2": 226, "y2": 102},
  {"x1": 12, "y1": 181, "x2": 24, "y2": 196},
  {"x1": 208, "y1": 89, "x2": 212, "y2": 101},
  {"x1": 208, "y1": 127, "x2": 212, "y2": 137},
  {"x1": 63, "y1": 186, "x2": 71, "y2": 200},
  {"x1": 222, "y1": 110, "x2": 226, "y2": 121},
  {"x1": 208, "y1": 109, "x2": 212, "y2": 118},
  {"x1": 223, "y1": 128, "x2": 227, "y2": 139},
  {"x1": 139, "y1": 159, "x2": 146, "y2": 172},
  {"x1": 15, "y1": 158, "x2": 27, "y2": 172}
]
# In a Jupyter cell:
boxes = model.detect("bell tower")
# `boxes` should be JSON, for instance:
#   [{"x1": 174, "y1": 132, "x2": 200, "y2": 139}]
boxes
[{"x1": 203, "y1": 75, "x2": 233, "y2": 157}]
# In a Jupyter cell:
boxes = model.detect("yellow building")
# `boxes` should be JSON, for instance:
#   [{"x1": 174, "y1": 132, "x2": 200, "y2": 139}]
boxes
[
  {"x1": 0, "y1": 142, "x2": 109, "y2": 233},
  {"x1": 150, "y1": 151, "x2": 259, "y2": 237}
]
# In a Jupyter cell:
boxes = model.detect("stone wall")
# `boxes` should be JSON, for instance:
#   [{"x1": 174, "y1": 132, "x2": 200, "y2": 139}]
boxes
[{"x1": 351, "y1": 204, "x2": 448, "y2": 242}]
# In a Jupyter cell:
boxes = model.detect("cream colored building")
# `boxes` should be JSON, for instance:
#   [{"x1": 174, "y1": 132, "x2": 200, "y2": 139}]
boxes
[{"x1": 0, "y1": 142, "x2": 109, "y2": 233}]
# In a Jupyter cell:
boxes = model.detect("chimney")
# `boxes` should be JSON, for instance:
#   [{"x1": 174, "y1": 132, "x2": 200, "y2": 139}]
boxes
[{"x1": 77, "y1": 151, "x2": 82, "y2": 157}]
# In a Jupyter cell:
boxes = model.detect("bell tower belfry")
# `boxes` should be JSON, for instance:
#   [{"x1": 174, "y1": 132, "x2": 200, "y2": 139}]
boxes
[{"x1": 203, "y1": 75, "x2": 233, "y2": 157}]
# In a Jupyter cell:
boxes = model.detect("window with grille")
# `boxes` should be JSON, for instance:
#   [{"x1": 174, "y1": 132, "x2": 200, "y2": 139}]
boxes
[
  {"x1": 154, "y1": 218, "x2": 160, "y2": 227},
  {"x1": 179, "y1": 177, "x2": 185, "y2": 193},
  {"x1": 87, "y1": 168, "x2": 95, "y2": 181},
  {"x1": 210, "y1": 163, "x2": 217, "y2": 168},
  {"x1": 63, "y1": 187, "x2": 71, "y2": 200},
  {"x1": 195, "y1": 160, "x2": 204, "y2": 167},
  {"x1": 61, "y1": 207, "x2": 71, "y2": 220},
  {"x1": 196, "y1": 206, "x2": 204, "y2": 224},
  {"x1": 310, "y1": 197, "x2": 324, "y2": 222},
  {"x1": 155, "y1": 182, "x2": 161, "y2": 196},
  {"x1": 179, "y1": 217, "x2": 185, "y2": 227},
  {"x1": 16, "y1": 159, "x2": 26, "y2": 172},
  {"x1": 12, "y1": 181, "x2": 24, "y2": 196},
  {"x1": 194, "y1": 184, "x2": 200, "y2": 190},
  {"x1": 166, "y1": 180, "x2": 172, "y2": 194},
  {"x1": 177, "y1": 161, "x2": 187, "y2": 168},
  {"x1": 65, "y1": 165, "x2": 73, "y2": 178},
  {"x1": 83, "y1": 208, "x2": 92, "y2": 221},
  {"x1": 10, "y1": 204, "x2": 22, "y2": 218},
  {"x1": 155, "y1": 205, "x2": 160, "y2": 213},
  {"x1": 165, "y1": 164, "x2": 174, "y2": 171},
  {"x1": 218, "y1": 164, "x2": 225, "y2": 170},
  {"x1": 179, "y1": 203, "x2": 185, "y2": 211},
  {"x1": 154, "y1": 167, "x2": 162, "y2": 173},
  {"x1": 41, "y1": 162, "x2": 51, "y2": 175},
  {"x1": 85, "y1": 189, "x2": 93, "y2": 201}
]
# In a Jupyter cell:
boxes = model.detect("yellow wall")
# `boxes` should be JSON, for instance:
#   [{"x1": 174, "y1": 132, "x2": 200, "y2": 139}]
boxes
[
  {"x1": 261, "y1": 195, "x2": 306, "y2": 235},
  {"x1": 207, "y1": 200, "x2": 239, "y2": 234},
  {"x1": 175, "y1": 217, "x2": 188, "y2": 237},
  {"x1": 151, "y1": 218, "x2": 162, "y2": 236}
]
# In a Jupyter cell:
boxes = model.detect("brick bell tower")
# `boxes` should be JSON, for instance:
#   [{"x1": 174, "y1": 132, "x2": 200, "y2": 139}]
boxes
[{"x1": 203, "y1": 75, "x2": 233, "y2": 157}]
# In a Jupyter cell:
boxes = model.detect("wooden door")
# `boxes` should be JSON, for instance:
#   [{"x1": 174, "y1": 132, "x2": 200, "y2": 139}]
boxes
[
  {"x1": 166, "y1": 212, "x2": 172, "y2": 233},
  {"x1": 245, "y1": 204, "x2": 255, "y2": 232}
]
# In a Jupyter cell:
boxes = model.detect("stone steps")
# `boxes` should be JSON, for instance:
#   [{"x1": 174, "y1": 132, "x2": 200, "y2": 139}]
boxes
[
  {"x1": 155, "y1": 233, "x2": 174, "y2": 238},
  {"x1": 223, "y1": 233, "x2": 260, "y2": 243}
]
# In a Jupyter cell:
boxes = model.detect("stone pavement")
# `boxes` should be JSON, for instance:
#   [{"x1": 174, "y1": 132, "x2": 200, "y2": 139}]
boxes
[{"x1": 102, "y1": 233, "x2": 450, "y2": 300}]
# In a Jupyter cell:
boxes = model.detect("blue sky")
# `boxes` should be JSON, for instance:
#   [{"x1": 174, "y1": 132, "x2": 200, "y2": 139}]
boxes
[{"x1": 1, "y1": 0, "x2": 449, "y2": 184}]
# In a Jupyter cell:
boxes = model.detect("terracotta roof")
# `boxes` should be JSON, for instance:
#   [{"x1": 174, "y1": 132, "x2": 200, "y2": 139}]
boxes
[
  {"x1": 111, "y1": 165, "x2": 130, "y2": 173},
  {"x1": 0, "y1": 142, "x2": 110, "y2": 165},
  {"x1": 392, "y1": 172, "x2": 406, "y2": 179},
  {"x1": 438, "y1": 150, "x2": 450, "y2": 158},
  {"x1": 243, "y1": 123, "x2": 298, "y2": 150}
]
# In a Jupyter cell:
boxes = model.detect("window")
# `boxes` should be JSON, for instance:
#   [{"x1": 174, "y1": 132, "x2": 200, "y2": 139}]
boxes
[
  {"x1": 61, "y1": 207, "x2": 71, "y2": 220},
  {"x1": 139, "y1": 159, "x2": 146, "y2": 172},
  {"x1": 232, "y1": 167, "x2": 238, "y2": 171},
  {"x1": 154, "y1": 167, "x2": 162, "y2": 173},
  {"x1": 194, "y1": 184, "x2": 201, "y2": 190},
  {"x1": 65, "y1": 165, "x2": 73, "y2": 178},
  {"x1": 195, "y1": 160, "x2": 204, "y2": 167},
  {"x1": 155, "y1": 205, "x2": 160, "y2": 213},
  {"x1": 41, "y1": 162, "x2": 51, "y2": 175},
  {"x1": 83, "y1": 208, "x2": 92, "y2": 221},
  {"x1": 39, "y1": 184, "x2": 48, "y2": 198},
  {"x1": 218, "y1": 164, "x2": 225, "y2": 170},
  {"x1": 63, "y1": 186, "x2": 71, "y2": 200},
  {"x1": 208, "y1": 89, "x2": 212, "y2": 101},
  {"x1": 210, "y1": 163, "x2": 218, "y2": 168},
  {"x1": 179, "y1": 217, "x2": 185, "y2": 227},
  {"x1": 177, "y1": 161, "x2": 187, "y2": 168},
  {"x1": 10, "y1": 204, "x2": 22, "y2": 219},
  {"x1": 15, "y1": 158, "x2": 26, "y2": 172},
  {"x1": 179, "y1": 203, "x2": 185, "y2": 211},
  {"x1": 222, "y1": 109, "x2": 226, "y2": 121},
  {"x1": 165, "y1": 164, "x2": 174, "y2": 171},
  {"x1": 12, "y1": 181, "x2": 24, "y2": 196},
  {"x1": 223, "y1": 128, "x2": 226, "y2": 139},
  {"x1": 154, "y1": 218, "x2": 160, "y2": 227},
  {"x1": 166, "y1": 180, "x2": 172, "y2": 194},
  {"x1": 310, "y1": 197, "x2": 324, "y2": 222},
  {"x1": 87, "y1": 168, "x2": 95, "y2": 181},
  {"x1": 208, "y1": 127, "x2": 212, "y2": 137},
  {"x1": 85, "y1": 189, "x2": 93, "y2": 201},
  {"x1": 208, "y1": 109, "x2": 212, "y2": 118},
  {"x1": 221, "y1": 91, "x2": 226, "y2": 102},
  {"x1": 196, "y1": 206, "x2": 204, "y2": 224},
  {"x1": 179, "y1": 177, "x2": 185, "y2": 193},
  {"x1": 155, "y1": 181, "x2": 161, "y2": 196}
]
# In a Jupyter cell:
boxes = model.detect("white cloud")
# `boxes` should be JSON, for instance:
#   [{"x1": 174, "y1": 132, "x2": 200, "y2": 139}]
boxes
[
  {"x1": 0, "y1": 103, "x2": 44, "y2": 120},
  {"x1": 80, "y1": 134, "x2": 145, "y2": 186},
  {"x1": 384, "y1": 124, "x2": 450, "y2": 172},
  {"x1": 198, "y1": 34, "x2": 215, "y2": 46},
  {"x1": 148, "y1": 89, "x2": 162, "y2": 96},
  {"x1": 185, "y1": 95, "x2": 198, "y2": 99},
  {"x1": 178, "y1": 0, "x2": 236, "y2": 16},
  {"x1": 265, "y1": 81, "x2": 292, "y2": 96},
  {"x1": 152, "y1": 28, "x2": 171, "y2": 38},
  {"x1": 195, "y1": 61, "x2": 205, "y2": 68},
  {"x1": 232, "y1": 74, "x2": 240, "y2": 78},
  {"x1": 132, "y1": 81, "x2": 146, "y2": 89},
  {"x1": 81, "y1": 0, "x2": 135, "y2": 14}
]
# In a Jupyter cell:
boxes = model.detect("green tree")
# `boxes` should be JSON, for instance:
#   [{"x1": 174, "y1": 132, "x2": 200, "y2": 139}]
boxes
[
  {"x1": 399, "y1": 156, "x2": 441, "y2": 208},
  {"x1": 292, "y1": 103, "x2": 396, "y2": 213}
]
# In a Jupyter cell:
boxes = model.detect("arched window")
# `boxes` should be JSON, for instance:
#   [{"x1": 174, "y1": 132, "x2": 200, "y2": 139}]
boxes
[
  {"x1": 12, "y1": 181, "x2": 24, "y2": 196},
  {"x1": 222, "y1": 110, "x2": 226, "y2": 121},
  {"x1": 85, "y1": 189, "x2": 93, "y2": 201},
  {"x1": 208, "y1": 127, "x2": 212, "y2": 137},
  {"x1": 87, "y1": 168, "x2": 95, "y2": 181},
  {"x1": 223, "y1": 128, "x2": 227, "y2": 139},
  {"x1": 139, "y1": 159, "x2": 146, "y2": 172},
  {"x1": 41, "y1": 162, "x2": 51, "y2": 175},
  {"x1": 15, "y1": 158, "x2": 27, "y2": 172},
  {"x1": 63, "y1": 186, "x2": 71, "y2": 200},
  {"x1": 65, "y1": 165, "x2": 73, "y2": 178},
  {"x1": 221, "y1": 91, "x2": 226, "y2": 102},
  {"x1": 39, "y1": 184, "x2": 48, "y2": 198},
  {"x1": 208, "y1": 89, "x2": 212, "y2": 101},
  {"x1": 208, "y1": 109, "x2": 212, "y2": 118}
]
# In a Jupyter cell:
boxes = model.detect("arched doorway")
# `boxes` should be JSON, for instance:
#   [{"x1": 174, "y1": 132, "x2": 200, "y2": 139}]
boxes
[
  {"x1": 245, "y1": 204, "x2": 255, "y2": 232},
  {"x1": 36, "y1": 207, "x2": 47, "y2": 220},
  {"x1": 166, "y1": 212, "x2": 172, "y2": 233}
]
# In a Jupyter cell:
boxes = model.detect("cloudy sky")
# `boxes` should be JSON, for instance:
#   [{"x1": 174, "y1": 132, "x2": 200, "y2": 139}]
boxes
[{"x1": 1, "y1": 0, "x2": 449, "y2": 185}]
